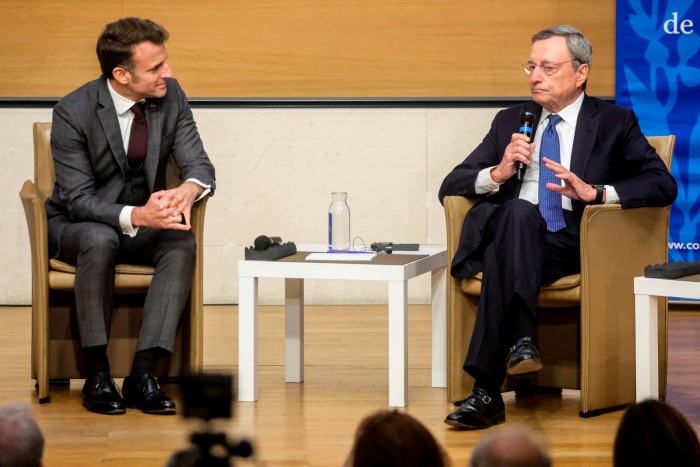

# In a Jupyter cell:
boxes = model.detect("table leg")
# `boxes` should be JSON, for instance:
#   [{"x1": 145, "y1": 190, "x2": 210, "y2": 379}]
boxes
[
  {"x1": 388, "y1": 280, "x2": 408, "y2": 407},
  {"x1": 431, "y1": 265, "x2": 447, "y2": 388},
  {"x1": 285, "y1": 278, "x2": 304, "y2": 383},
  {"x1": 238, "y1": 275, "x2": 259, "y2": 401},
  {"x1": 635, "y1": 293, "x2": 659, "y2": 401}
]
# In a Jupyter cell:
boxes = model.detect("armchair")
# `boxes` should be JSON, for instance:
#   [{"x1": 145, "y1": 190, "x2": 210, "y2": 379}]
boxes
[
  {"x1": 443, "y1": 135, "x2": 674, "y2": 416},
  {"x1": 19, "y1": 122, "x2": 206, "y2": 403}
]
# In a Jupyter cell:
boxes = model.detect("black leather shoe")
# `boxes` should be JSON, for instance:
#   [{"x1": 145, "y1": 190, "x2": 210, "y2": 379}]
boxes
[
  {"x1": 82, "y1": 371, "x2": 126, "y2": 415},
  {"x1": 506, "y1": 337, "x2": 543, "y2": 376},
  {"x1": 444, "y1": 387, "x2": 505, "y2": 429},
  {"x1": 122, "y1": 371, "x2": 176, "y2": 414}
]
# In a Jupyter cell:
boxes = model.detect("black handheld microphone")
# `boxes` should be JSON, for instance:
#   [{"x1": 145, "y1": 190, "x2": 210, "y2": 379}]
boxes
[
  {"x1": 517, "y1": 102, "x2": 538, "y2": 181},
  {"x1": 253, "y1": 235, "x2": 282, "y2": 250}
]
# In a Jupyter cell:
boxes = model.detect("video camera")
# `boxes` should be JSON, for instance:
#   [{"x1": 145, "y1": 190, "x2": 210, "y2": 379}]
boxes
[{"x1": 178, "y1": 373, "x2": 253, "y2": 467}]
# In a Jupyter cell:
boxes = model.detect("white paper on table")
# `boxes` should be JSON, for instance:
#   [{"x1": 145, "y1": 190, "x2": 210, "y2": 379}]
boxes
[{"x1": 305, "y1": 252, "x2": 376, "y2": 261}]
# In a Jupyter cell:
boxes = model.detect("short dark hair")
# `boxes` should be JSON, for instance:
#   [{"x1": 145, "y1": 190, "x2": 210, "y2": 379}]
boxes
[
  {"x1": 348, "y1": 410, "x2": 448, "y2": 467},
  {"x1": 96, "y1": 17, "x2": 169, "y2": 79},
  {"x1": 614, "y1": 400, "x2": 700, "y2": 467}
]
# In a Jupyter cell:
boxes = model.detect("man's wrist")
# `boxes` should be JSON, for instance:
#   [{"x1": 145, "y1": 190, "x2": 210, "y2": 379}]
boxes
[
  {"x1": 183, "y1": 180, "x2": 205, "y2": 200},
  {"x1": 130, "y1": 206, "x2": 142, "y2": 227},
  {"x1": 490, "y1": 167, "x2": 506, "y2": 185},
  {"x1": 590, "y1": 184, "x2": 605, "y2": 204}
]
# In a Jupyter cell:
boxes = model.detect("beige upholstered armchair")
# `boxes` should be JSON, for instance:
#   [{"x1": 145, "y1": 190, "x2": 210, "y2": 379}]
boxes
[
  {"x1": 443, "y1": 135, "x2": 674, "y2": 416},
  {"x1": 19, "y1": 122, "x2": 206, "y2": 403}
]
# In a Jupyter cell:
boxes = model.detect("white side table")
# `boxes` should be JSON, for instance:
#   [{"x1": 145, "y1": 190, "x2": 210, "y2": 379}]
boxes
[
  {"x1": 634, "y1": 275, "x2": 700, "y2": 401},
  {"x1": 237, "y1": 246, "x2": 448, "y2": 407}
]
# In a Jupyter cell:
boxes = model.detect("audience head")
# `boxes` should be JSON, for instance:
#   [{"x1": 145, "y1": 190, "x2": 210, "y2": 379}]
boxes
[
  {"x1": 469, "y1": 426, "x2": 551, "y2": 467},
  {"x1": 97, "y1": 17, "x2": 169, "y2": 79},
  {"x1": 614, "y1": 399, "x2": 700, "y2": 467},
  {"x1": 0, "y1": 403, "x2": 45, "y2": 467},
  {"x1": 345, "y1": 409, "x2": 448, "y2": 467}
]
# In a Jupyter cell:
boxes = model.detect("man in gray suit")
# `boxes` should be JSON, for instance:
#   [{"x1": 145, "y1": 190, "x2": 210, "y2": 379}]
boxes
[{"x1": 46, "y1": 17, "x2": 216, "y2": 415}]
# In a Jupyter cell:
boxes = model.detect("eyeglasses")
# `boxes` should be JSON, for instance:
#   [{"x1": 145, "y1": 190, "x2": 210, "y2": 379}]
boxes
[{"x1": 523, "y1": 60, "x2": 577, "y2": 76}]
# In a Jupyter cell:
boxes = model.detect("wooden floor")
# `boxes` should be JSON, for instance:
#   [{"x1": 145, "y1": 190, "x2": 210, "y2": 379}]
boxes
[{"x1": 1, "y1": 305, "x2": 699, "y2": 466}]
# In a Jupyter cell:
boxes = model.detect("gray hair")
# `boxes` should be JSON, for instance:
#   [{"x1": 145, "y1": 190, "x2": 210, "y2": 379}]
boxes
[
  {"x1": 532, "y1": 24, "x2": 592, "y2": 67},
  {"x1": 0, "y1": 404, "x2": 44, "y2": 467}
]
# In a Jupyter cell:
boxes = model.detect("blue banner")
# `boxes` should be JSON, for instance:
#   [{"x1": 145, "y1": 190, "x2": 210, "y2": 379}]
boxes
[{"x1": 616, "y1": 0, "x2": 700, "y2": 261}]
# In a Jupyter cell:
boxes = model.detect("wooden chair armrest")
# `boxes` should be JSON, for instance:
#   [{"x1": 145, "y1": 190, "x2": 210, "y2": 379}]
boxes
[
  {"x1": 443, "y1": 195, "x2": 480, "y2": 400},
  {"x1": 443, "y1": 195, "x2": 478, "y2": 264},
  {"x1": 579, "y1": 204, "x2": 670, "y2": 410},
  {"x1": 19, "y1": 180, "x2": 49, "y2": 278}
]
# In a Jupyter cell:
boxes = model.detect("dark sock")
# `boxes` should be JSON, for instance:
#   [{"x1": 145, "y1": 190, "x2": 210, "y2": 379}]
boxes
[
  {"x1": 83, "y1": 345, "x2": 109, "y2": 380},
  {"x1": 474, "y1": 378, "x2": 501, "y2": 395},
  {"x1": 131, "y1": 347, "x2": 171, "y2": 376}
]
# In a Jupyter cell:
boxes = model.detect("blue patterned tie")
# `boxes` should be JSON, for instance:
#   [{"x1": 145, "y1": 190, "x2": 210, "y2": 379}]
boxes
[{"x1": 538, "y1": 114, "x2": 566, "y2": 232}]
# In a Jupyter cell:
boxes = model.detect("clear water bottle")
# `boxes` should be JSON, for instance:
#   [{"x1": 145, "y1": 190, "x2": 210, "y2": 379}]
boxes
[{"x1": 328, "y1": 192, "x2": 351, "y2": 250}]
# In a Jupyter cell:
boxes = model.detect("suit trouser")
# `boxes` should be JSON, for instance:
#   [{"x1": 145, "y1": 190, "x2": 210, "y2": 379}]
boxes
[
  {"x1": 52, "y1": 221, "x2": 196, "y2": 353},
  {"x1": 463, "y1": 198, "x2": 580, "y2": 386}
]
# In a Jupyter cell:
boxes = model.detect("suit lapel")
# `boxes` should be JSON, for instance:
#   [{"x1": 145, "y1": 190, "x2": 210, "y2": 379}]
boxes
[
  {"x1": 96, "y1": 79, "x2": 128, "y2": 176},
  {"x1": 570, "y1": 95, "x2": 599, "y2": 177}
]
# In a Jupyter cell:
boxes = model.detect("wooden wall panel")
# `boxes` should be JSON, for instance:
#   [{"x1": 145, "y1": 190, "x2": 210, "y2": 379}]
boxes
[{"x1": 0, "y1": 0, "x2": 615, "y2": 99}]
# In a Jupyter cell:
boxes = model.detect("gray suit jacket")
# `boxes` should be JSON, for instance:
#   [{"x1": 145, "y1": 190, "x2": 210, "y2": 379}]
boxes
[{"x1": 46, "y1": 77, "x2": 216, "y2": 256}]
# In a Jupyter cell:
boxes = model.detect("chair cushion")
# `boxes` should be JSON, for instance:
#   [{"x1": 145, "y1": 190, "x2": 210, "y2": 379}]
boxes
[
  {"x1": 460, "y1": 273, "x2": 581, "y2": 307},
  {"x1": 49, "y1": 258, "x2": 155, "y2": 275},
  {"x1": 48, "y1": 259, "x2": 155, "y2": 292}
]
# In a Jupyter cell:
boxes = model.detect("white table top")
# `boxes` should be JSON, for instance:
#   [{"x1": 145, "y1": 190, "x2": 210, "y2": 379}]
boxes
[
  {"x1": 238, "y1": 244, "x2": 448, "y2": 281},
  {"x1": 634, "y1": 275, "x2": 700, "y2": 300}
]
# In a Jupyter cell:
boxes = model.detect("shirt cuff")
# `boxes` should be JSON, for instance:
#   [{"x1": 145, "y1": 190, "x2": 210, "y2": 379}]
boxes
[
  {"x1": 120, "y1": 206, "x2": 138, "y2": 237},
  {"x1": 603, "y1": 185, "x2": 619, "y2": 204},
  {"x1": 475, "y1": 167, "x2": 503, "y2": 195},
  {"x1": 186, "y1": 178, "x2": 212, "y2": 201}
]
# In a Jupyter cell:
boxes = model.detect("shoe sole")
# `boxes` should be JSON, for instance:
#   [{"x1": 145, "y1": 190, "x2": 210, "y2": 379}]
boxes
[
  {"x1": 141, "y1": 408, "x2": 177, "y2": 415},
  {"x1": 444, "y1": 415, "x2": 505, "y2": 430},
  {"x1": 506, "y1": 359, "x2": 543, "y2": 376},
  {"x1": 82, "y1": 400, "x2": 126, "y2": 415},
  {"x1": 123, "y1": 401, "x2": 176, "y2": 415}
]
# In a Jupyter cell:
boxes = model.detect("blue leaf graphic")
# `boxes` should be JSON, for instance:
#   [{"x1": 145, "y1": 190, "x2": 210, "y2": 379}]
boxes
[
  {"x1": 645, "y1": 40, "x2": 669, "y2": 66},
  {"x1": 623, "y1": 66, "x2": 671, "y2": 134},
  {"x1": 678, "y1": 33, "x2": 700, "y2": 63},
  {"x1": 664, "y1": 1, "x2": 693, "y2": 23},
  {"x1": 679, "y1": 66, "x2": 700, "y2": 87},
  {"x1": 629, "y1": 12, "x2": 656, "y2": 39}
]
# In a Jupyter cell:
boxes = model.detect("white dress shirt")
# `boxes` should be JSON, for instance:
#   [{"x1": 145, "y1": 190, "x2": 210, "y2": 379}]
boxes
[{"x1": 475, "y1": 92, "x2": 619, "y2": 209}]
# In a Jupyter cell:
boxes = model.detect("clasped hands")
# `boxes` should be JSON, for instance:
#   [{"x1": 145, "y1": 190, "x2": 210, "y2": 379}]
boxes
[
  {"x1": 489, "y1": 133, "x2": 599, "y2": 204},
  {"x1": 131, "y1": 181, "x2": 204, "y2": 230}
]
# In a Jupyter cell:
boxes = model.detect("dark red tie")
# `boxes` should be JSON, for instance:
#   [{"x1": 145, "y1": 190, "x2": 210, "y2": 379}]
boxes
[{"x1": 127, "y1": 102, "x2": 148, "y2": 168}]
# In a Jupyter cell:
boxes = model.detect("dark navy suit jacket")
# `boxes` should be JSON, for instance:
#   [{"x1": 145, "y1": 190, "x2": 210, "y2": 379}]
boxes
[{"x1": 439, "y1": 95, "x2": 678, "y2": 278}]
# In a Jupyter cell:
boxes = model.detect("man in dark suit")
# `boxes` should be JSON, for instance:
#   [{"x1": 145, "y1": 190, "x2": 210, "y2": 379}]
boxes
[
  {"x1": 439, "y1": 25, "x2": 677, "y2": 429},
  {"x1": 46, "y1": 17, "x2": 216, "y2": 415}
]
